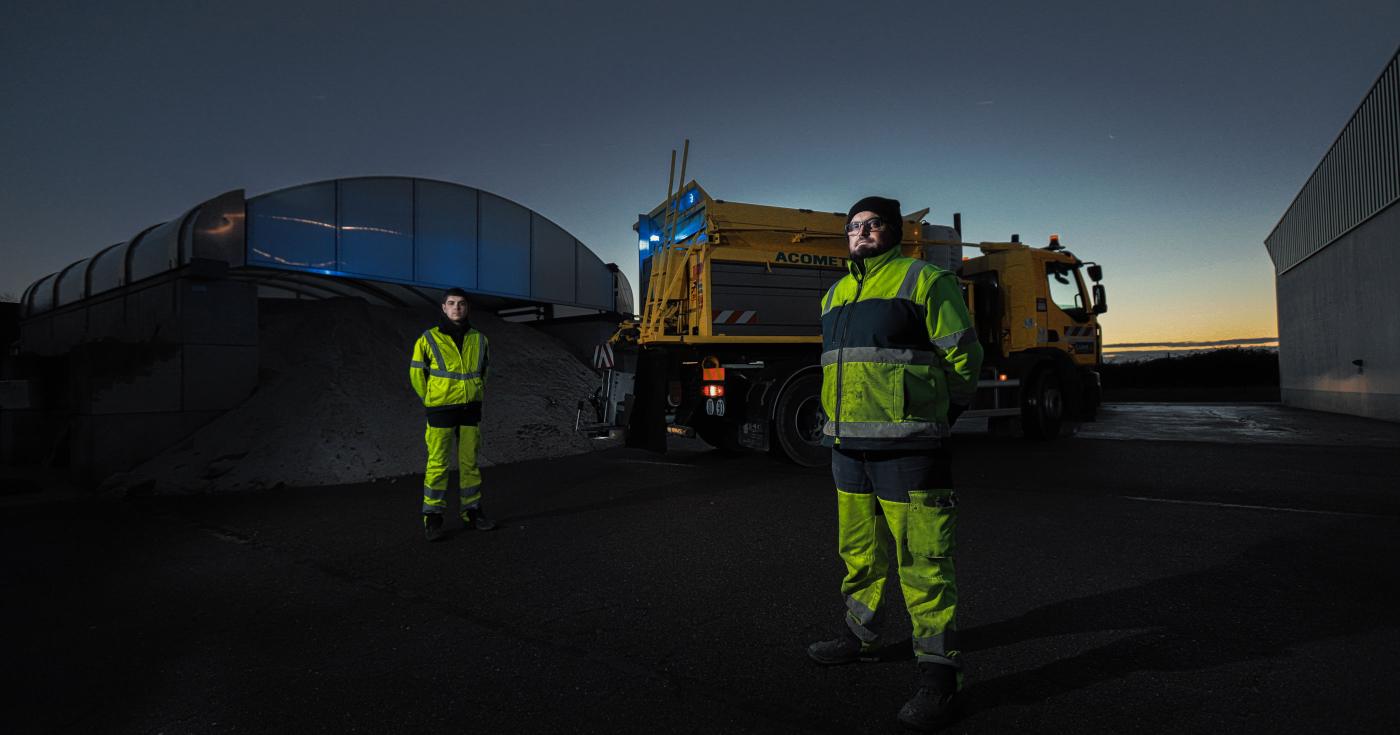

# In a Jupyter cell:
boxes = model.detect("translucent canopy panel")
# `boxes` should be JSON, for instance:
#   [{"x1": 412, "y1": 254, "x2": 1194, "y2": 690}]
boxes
[
  {"x1": 55, "y1": 259, "x2": 90, "y2": 307},
  {"x1": 576, "y1": 242, "x2": 613, "y2": 309},
  {"x1": 88, "y1": 243, "x2": 127, "y2": 296},
  {"x1": 477, "y1": 191, "x2": 531, "y2": 297},
  {"x1": 338, "y1": 178, "x2": 413, "y2": 281},
  {"x1": 531, "y1": 213, "x2": 576, "y2": 302},
  {"x1": 131, "y1": 220, "x2": 180, "y2": 284},
  {"x1": 415, "y1": 180, "x2": 478, "y2": 289},
  {"x1": 248, "y1": 182, "x2": 337, "y2": 270},
  {"x1": 245, "y1": 177, "x2": 611, "y2": 309},
  {"x1": 29, "y1": 274, "x2": 57, "y2": 313}
]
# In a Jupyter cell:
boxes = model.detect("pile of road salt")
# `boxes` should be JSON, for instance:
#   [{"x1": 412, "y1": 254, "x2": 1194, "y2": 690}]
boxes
[{"x1": 112, "y1": 298, "x2": 611, "y2": 494}]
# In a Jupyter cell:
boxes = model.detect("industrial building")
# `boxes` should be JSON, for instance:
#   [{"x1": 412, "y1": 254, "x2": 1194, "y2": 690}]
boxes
[
  {"x1": 4, "y1": 177, "x2": 631, "y2": 483},
  {"x1": 1265, "y1": 47, "x2": 1400, "y2": 422}
]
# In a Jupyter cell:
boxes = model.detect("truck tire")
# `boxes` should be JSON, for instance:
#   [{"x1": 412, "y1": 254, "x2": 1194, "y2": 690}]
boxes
[
  {"x1": 1021, "y1": 366, "x2": 1065, "y2": 440},
  {"x1": 773, "y1": 372, "x2": 830, "y2": 467}
]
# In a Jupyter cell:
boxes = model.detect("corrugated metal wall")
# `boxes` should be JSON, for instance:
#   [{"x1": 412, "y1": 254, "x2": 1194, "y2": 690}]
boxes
[
  {"x1": 1265, "y1": 48, "x2": 1400, "y2": 274},
  {"x1": 1267, "y1": 46, "x2": 1400, "y2": 422}
]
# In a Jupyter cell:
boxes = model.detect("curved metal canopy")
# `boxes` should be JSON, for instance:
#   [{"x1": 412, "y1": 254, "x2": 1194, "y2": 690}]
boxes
[{"x1": 21, "y1": 177, "x2": 622, "y2": 318}]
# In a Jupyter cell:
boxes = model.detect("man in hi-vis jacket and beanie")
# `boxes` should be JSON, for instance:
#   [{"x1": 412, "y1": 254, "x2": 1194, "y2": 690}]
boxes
[
  {"x1": 410, "y1": 287, "x2": 496, "y2": 541},
  {"x1": 807, "y1": 196, "x2": 983, "y2": 730}
]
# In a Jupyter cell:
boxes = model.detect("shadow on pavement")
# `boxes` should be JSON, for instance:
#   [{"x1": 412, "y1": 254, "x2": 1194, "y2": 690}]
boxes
[{"x1": 955, "y1": 527, "x2": 1399, "y2": 716}]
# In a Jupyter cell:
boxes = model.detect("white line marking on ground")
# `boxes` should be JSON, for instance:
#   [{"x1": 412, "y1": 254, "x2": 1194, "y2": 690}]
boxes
[{"x1": 1118, "y1": 496, "x2": 1396, "y2": 519}]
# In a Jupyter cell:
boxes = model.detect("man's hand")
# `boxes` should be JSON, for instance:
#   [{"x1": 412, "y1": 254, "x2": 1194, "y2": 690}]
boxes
[{"x1": 947, "y1": 403, "x2": 968, "y2": 427}]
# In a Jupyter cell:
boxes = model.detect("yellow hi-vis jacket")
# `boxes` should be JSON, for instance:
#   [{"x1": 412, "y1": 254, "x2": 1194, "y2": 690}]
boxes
[
  {"x1": 820, "y1": 246, "x2": 983, "y2": 450},
  {"x1": 410, "y1": 327, "x2": 489, "y2": 408}
]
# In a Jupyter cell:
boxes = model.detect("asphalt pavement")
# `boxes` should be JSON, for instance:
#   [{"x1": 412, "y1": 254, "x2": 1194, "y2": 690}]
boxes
[{"x1": 3, "y1": 403, "x2": 1399, "y2": 734}]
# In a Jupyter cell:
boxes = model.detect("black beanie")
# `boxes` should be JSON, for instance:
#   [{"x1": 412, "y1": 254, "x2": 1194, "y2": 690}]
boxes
[{"x1": 847, "y1": 196, "x2": 903, "y2": 245}]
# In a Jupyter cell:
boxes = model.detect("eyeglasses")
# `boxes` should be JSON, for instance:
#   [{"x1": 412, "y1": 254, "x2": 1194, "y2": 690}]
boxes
[{"x1": 845, "y1": 217, "x2": 887, "y2": 234}]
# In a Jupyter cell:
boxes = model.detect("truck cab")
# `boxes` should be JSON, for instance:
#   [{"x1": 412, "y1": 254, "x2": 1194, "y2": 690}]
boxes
[{"x1": 962, "y1": 237, "x2": 1108, "y2": 433}]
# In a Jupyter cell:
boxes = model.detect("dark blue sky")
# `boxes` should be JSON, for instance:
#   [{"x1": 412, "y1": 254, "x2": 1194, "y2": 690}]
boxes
[{"x1": 3, "y1": 1, "x2": 1397, "y2": 343}]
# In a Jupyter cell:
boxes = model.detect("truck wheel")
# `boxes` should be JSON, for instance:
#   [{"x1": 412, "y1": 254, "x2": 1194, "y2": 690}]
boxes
[
  {"x1": 774, "y1": 373, "x2": 830, "y2": 467},
  {"x1": 1022, "y1": 367, "x2": 1064, "y2": 440}
]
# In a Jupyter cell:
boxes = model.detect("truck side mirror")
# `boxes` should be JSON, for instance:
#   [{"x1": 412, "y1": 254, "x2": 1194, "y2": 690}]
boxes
[
  {"x1": 1092, "y1": 284, "x2": 1108, "y2": 314},
  {"x1": 1087, "y1": 264, "x2": 1103, "y2": 282}
]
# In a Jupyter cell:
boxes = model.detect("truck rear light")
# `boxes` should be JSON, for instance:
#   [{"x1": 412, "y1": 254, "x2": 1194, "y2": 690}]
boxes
[
  {"x1": 998, "y1": 373, "x2": 1008, "y2": 381},
  {"x1": 702, "y1": 384, "x2": 725, "y2": 398}
]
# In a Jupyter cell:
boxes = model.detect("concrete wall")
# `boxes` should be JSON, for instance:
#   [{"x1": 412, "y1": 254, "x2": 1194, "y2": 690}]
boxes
[{"x1": 1277, "y1": 200, "x2": 1400, "y2": 422}]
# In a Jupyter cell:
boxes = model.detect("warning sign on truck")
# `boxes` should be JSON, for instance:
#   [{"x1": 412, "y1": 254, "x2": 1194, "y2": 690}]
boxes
[
  {"x1": 712, "y1": 310, "x2": 757, "y2": 325},
  {"x1": 593, "y1": 342, "x2": 614, "y2": 369}
]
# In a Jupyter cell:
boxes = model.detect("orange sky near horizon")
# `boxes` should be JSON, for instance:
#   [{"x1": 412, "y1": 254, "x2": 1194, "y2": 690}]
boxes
[
  {"x1": 1097, "y1": 287, "x2": 1279, "y2": 347},
  {"x1": 1067, "y1": 222, "x2": 1281, "y2": 348}
]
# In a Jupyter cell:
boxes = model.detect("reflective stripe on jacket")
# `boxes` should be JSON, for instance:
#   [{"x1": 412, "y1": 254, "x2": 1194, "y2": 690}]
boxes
[
  {"x1": 819, "y1": 247, "x2": 983, "y2": 450},
  {"x1": 410, "y1": 327, "x2": 489, "y2": 408}
]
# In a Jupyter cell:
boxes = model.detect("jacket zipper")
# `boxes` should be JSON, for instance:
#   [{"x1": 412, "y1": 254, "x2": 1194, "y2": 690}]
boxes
[
  {"x1": 441, "y1": 330, "x2": 468, "y2": 401},
  {"x1": 833, "y1": 264, "x2": 865, "y2": 442}
]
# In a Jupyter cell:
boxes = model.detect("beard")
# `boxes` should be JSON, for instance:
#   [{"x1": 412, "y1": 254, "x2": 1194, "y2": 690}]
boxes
[{"x1": 849, "y1": 238, "x2": 890, "y2": 260}]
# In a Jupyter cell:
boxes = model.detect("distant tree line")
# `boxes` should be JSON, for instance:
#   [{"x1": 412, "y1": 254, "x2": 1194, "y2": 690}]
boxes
[{"x1": 1101, "y1": 348, "x2": 1279, "y2": 389}]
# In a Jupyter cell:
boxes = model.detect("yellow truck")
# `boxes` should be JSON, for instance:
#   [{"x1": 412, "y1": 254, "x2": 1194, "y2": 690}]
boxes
[{"x1": 580, "y1": 179, "x2": 1108, "y2": 467}]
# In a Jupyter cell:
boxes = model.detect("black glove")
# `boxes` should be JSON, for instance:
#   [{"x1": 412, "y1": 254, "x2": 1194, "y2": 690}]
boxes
[{"x1": 947, "y1": 403, "x2": 968, "y2": 427}]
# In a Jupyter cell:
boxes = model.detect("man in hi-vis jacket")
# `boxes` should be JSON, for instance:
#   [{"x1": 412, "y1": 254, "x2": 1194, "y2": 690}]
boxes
[
  {"x1": 410, "y1": 288, "x2": 496, "y2": 541},
  {"x1": 807, "y1": 196, "x2": 983, "y2": 731}
]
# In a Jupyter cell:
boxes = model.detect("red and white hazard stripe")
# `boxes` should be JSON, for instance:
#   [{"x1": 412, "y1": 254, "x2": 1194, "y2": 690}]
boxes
[{"x1": 712, "y1": 310, "x2": 758, "y2": 325}]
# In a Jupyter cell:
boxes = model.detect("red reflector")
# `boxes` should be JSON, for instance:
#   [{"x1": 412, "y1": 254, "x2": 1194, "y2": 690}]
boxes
[
  {"x1": 703, "y1": 367, "x2": 725, "y2": 381},
  {"x1": 702, "y1": 384, "x2": 725, "y2": 398}
]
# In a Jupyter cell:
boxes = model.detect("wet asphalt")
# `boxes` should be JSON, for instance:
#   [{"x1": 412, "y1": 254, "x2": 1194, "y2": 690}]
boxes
[{"x1": 3, "y1": 403, "x2": 1399, "y2": 734}]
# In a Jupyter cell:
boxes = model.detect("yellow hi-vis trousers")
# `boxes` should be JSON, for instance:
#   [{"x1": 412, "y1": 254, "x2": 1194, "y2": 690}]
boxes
[
  {"x1": 833, "y1": 449, "x2": 959, "y2": 668},
  {"x1": 422, "y1": 424, "x2": 482, "y2": 518}
]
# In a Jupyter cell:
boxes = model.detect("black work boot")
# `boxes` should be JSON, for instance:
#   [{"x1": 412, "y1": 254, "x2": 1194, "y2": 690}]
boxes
[
  {"x1": 807, "y1": 627, "x2": 875, "y2": 665},
  {"x1": 463, "y1": 507, "x2": 496, "y2": 531},
  {"x1": 423, "y1": 513, "x2": 445, "y2": 542},
  {"x1": 897, "y1": 662, "x2": 960, "y2": 731}
]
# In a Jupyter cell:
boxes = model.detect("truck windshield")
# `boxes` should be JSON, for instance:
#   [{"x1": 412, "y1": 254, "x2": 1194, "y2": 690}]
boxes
[{"x1": 1046, "y1": 261, "x2": 1089, "y2": 322}]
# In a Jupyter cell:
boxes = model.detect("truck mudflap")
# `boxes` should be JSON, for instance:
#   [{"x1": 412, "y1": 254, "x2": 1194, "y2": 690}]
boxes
[
  {"x1": 738, "y1": 376, "x2": 775, "y2": 452},
  {"x1": 739, "y1": 420, "x2": 769, "y2": 451}
]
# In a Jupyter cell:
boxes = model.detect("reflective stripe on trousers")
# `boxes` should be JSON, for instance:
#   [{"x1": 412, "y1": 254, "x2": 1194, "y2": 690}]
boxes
[
  {"x1": 836, "y1": 487, "x2": 960, "y2": 668},
  {"x1": 422, "y1": 424, "x2": 483, "y2": 516}
]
